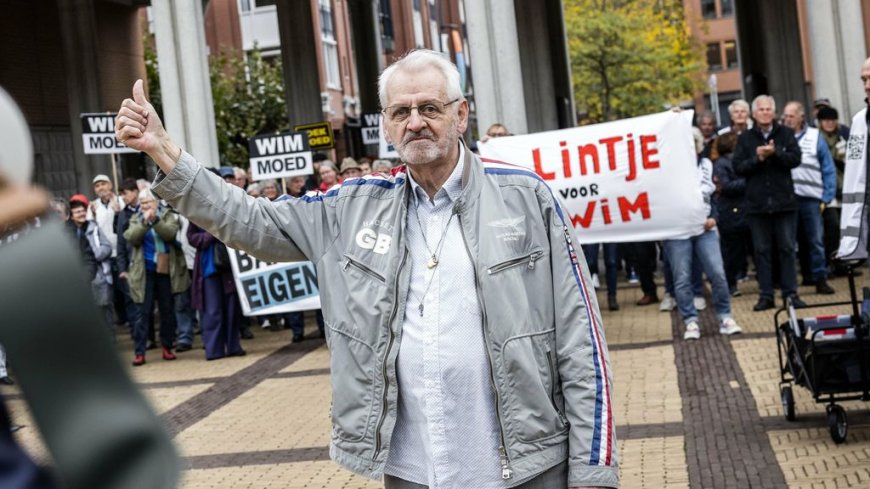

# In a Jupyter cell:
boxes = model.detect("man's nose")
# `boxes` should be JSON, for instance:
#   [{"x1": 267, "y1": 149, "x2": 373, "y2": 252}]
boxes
[{"x1": 406, "y1": 109, "x2": 427, "y2": 132}]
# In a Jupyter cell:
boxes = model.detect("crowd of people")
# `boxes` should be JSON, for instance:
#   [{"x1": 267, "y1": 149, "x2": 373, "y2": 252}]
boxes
[
  {"x1": 33, "y1": 154, "x2": 396, "y2": 368},
  {"x1": 581, "y1": 95, "x2": 850, "y2": 340}
]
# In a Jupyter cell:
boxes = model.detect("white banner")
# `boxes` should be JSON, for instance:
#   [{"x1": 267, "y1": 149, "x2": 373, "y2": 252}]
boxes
[
  {"x1": 228, "y1": 247, "x2": 321, "y2": 316},
  {"x1": 479, "y1": 110, "x2": 707, "y2": 244}
]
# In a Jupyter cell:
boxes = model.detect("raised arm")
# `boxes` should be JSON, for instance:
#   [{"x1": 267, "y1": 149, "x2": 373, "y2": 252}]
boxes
[{"x1": 115, "y1": 80, "x2": 336, "y2": 263}]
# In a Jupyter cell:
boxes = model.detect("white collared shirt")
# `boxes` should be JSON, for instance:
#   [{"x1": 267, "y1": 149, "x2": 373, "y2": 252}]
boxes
[{"x1": 384, "y1": 145, "x2": 526, "y2": 488}]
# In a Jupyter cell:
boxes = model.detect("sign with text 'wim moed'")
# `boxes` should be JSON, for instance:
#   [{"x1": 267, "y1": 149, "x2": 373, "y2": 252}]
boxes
[
  {"x1": 80, "y1": 113, "x2": 138, "y2": 154},
  {"x1": 361, "y1": 112, "x2": 381, "y2": 145},
  {"x1": 227, "y1": 247, "x2": 320, "y2": 316},
  {"x1": 293, "y1": 121, "x2": 335, "y2": 150},
  {"x1": 248, "y1": 131, "x2": 313, "y2": 181}
]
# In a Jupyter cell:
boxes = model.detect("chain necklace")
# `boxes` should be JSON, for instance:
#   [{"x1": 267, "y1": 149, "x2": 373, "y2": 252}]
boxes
[{"x1": 411, "y1": 200, "x2": 456, "y2": 316}]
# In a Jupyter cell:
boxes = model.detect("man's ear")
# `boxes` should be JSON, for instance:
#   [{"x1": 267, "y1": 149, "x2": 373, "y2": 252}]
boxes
[{"x1": 457, "y1": 99, "x2": 469, "y2": 135}]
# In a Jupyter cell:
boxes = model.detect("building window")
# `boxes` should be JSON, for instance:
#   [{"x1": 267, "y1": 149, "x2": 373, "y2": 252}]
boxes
[
  {"x1": 706, "y1": 42, "x2": 722, "y2": 71},
  {"x1": 720, "y1": 0, "x2": 734, "y2": 16},
  {"x1": 723, "y1": 40, "x2": 738, "y2": 69},
  {"x1": 429, "y1": 0, "x2": 441, "y2": 51},
  {"x1": 700, "y1": 0, "x2": 716, "y2": 19},
  {"x1": 412, "y1": 0, "x2": 425, "y2": 48},
  {"x1": 379, "y1": 0, "x2": 394, "y2": 52},
  {"x1": 320, "y1": 0, "x2": 341, "y2": 89}
]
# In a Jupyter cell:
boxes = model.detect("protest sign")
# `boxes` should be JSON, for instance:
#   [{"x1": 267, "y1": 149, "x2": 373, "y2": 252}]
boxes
[
  {"x1": 361, "y1": 112, "x2": 381, "y2": 145},
  {"x1": 80, "y1": 113, "x2": 138, "y2": 154},
  {"x1": 378, "y1": 114, "x2": 399, "y2": 159},
  {"x1": 293, "y1": 121, "x2": 335, "y2": 150},
  {"x1": 248, "y1": 131, "x2": 314, "y2": 181},
  {"x1": 479, "y1": 110, "x2": 706, "y2": 243},
  {"x1": 228, "y1": 247, "x2": 321, "y2": 316}
]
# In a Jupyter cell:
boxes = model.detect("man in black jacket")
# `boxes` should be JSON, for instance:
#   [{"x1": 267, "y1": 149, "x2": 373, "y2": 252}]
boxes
[{"x1": 733, "y1": 95, "x2": 806, "y2": 311}]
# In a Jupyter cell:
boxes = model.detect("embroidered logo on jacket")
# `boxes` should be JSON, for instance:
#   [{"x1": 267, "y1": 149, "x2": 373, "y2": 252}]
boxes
[
  {"x1": 488, "y1": 215, "x2": 527, "y2": 242},
  {"x1": 355, "y1": 228, "x2": 392, "y2": 254}
]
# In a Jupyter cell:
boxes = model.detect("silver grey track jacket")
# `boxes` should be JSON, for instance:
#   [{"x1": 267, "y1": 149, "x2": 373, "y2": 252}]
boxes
[{"x1": 152, "y1": 145, "x2": 619, "y2": 488}]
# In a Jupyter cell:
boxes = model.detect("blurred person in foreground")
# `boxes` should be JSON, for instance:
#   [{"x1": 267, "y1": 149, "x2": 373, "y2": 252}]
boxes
[{"x1": 116, "y1": 49, "x2": 616, "y2": 488}]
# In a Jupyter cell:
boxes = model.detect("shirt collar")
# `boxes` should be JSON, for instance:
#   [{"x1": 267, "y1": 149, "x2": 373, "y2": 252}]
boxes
[{"x1": 408, "y1": 143, "x2": 465, "y2": 207}]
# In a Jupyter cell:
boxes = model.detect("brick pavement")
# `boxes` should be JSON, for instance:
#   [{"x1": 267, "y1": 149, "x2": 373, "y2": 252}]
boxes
[{"x1": 3, "y1": 276, "x2": 870, "y2": 488}]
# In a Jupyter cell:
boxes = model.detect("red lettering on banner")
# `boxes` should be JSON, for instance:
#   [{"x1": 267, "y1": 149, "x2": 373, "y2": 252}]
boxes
[
  {"x1": 599, "y1": 136, "x2": 622, "y2": 172},
  {"x1": 578, "y1": 144, "x2": 599, "y2": 176},
  {"x1": 626, "y1": 133, "x2": 637, "y2": 181},
  {"x1": 568, "y1": 192, "x2": 650, "y2": 228},
  {"x1": 571, "y1": 201, "x2": 597, "y2": 228},
  {"x1": 618, "y1": 192, "x2": 651, "y2": 221},
  {"x1": 532, "y1": 148, "x2": 556, "y2": 180},
  {"x1": 560, "y1": 141, "x2": 572, "y2": 178},
  {"x1": 640, "y1": 135, "x2": 660, "y2": 169},
  {"x1": 529, "y1": 133, "x2": 661, "y2": 181}
]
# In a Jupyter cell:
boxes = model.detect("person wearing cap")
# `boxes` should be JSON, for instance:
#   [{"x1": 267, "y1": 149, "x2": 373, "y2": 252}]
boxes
[
  {"x1": 339, "y1": 157, "x2": 362, "y2": 180},
  {"x1": 90, "y1": 174, "x2": 129, "y2": 328}
]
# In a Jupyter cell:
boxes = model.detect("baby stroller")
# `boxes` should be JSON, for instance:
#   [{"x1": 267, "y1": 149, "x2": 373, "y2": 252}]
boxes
[{"x1": 775, "y1": 261, "x2": 870, "y2": 443}]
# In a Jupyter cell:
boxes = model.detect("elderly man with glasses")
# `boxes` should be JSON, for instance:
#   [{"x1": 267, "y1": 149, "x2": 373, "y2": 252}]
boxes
[{"x1": 115, "y1": 49, "x2": 617, "y2": 489}]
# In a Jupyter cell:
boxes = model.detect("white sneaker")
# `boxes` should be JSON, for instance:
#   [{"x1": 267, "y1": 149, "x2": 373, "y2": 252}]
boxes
[
  {"x1": 261, "y1": 318, "x2": 272, "y2": 329},
  {"x1": 591, "y1": 273, "x2": 600, "y2": 289},
  {"x1": 719, "y1": 318, "x2": 743, "y2": 336},
  {"x1": 683, "y1": 321, "x2": 701, "y2": 340},
  {"x1": 659, "y1": 293, "x2": 677, "y2": 312},
  {"x1": 693, "y1": 296, "x2": 707, "y2": 311}
]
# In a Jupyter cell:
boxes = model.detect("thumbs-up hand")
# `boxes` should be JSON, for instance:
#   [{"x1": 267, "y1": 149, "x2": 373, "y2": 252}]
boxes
[{"x1": 115, "y1": 79, "x2": 181, "y2": 173}]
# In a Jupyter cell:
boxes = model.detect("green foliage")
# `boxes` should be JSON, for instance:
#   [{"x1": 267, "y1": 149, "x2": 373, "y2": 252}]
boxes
[
  {"x1": 142, "y1": 35, "x2": 288, "y2": 168},
  {"x1": 211, "y1": 49, "x2": 290, "y2": 167},
  {"x1": 565, "y1": 0, "x2": 705, "y2": 123}
]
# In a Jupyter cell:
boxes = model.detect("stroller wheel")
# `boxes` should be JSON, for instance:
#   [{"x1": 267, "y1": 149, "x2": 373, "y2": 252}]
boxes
[
  {"x1": 826, "y1": 405, "x2": 848, "y2": 444},
  {"x1": 780, "y1": 385, "x2": 795, "y2": 421}
]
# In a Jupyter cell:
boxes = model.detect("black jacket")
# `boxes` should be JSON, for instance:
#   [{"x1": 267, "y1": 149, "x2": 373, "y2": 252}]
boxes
[
  {"x1": 713, "y1": 153, "x2": 748, "y2": 232},
  {"x1": 115, "y1": 204, "x2": 138, "y2": 273},
  {"x1": 733, "y1": 122, "x2": 802, "y2": 214}
]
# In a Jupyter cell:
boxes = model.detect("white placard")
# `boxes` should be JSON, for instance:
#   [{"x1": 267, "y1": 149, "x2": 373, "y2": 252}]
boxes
[{"x1": 227, "y1": 247, "x2": 321, "y2": 316}]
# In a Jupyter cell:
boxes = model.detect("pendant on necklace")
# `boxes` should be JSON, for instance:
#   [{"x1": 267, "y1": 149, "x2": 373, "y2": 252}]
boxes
[
  {"x1": 427, "y1": 255, "x2": 438, "y2": 269},
  {"x1": 418, "y1": 303, "x2": 424, "y2": 317}
]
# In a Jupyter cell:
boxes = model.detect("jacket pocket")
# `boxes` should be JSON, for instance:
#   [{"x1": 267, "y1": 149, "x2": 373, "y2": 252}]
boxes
[
  {"x1": 545, "y1": 345, "x2": 568, "y2": 425},
  {"x1": 343, "y1": 254, "x2": 387, "y2": 285},
  {"x1": 329, "y1": 327, "x2": 376, "y2": 442},
  {"x1": 487, "y1": 249, "x2": 544, "y2": 275},
  {"x1": 501, "y1": 330, "x2": 569, "y2": 444}
]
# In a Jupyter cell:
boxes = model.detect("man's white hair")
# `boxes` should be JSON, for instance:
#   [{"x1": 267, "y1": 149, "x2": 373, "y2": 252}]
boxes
[
  {"x1": 139, "y1": 188, "x2": 156, "y2": 202},
  {"x1": 751, "y1": 95, "x2": 776, "y2": 113},
  {"x1": 728, "y1": 99, "x2": 750, "y2": 114},
  {"x1": 378, "y1": 49, "x2": 463, "y2": 108}
]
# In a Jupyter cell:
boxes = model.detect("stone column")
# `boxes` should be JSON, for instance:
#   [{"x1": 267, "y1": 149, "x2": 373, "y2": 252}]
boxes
[
  {"x1": 805, "y1": 1, "x2": 867, "y2": 117},
  {"x1": 463, "y1": 0, "x2": 528, "y2": 135},
  {"x1": 151, "y1": 0, "x2": 220, "y2": 166}
]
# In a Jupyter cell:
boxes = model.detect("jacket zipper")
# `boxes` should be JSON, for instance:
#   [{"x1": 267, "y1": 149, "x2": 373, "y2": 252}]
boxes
[
  {"x1": 371, "y1": 247, "x2": 408, "y2": 467},
  {"x1": 487, "y1": 250, "x2": 544, "y2": 275},
  {"x1": 546, "y1": 346, "x2": 568, "y2": 424},
  {"x1": 458, "y1": 214, "x2": 513, "y2": 480},
  {"x1": 343, "y1": 255, "x2": 387, "y2": 284}
]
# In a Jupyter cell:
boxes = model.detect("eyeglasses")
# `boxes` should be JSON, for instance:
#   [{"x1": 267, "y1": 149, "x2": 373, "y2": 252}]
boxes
[{"x1": 383, "y1": 99, "x2": 460, "y2": 123}]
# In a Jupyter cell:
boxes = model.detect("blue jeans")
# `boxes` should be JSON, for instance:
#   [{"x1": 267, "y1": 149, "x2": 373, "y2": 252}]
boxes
[
  {"x1": 748, "y1": 211, "x2": 798, "y2": 299},
  {"x1": 174, "y1": 285, "x2": 196, "y2": 347},
  {"x1": 663, "y1": 230, "x2": 731, "y2": 325},
  {"x1": 796, "y1": 196, "x2": 828, "y2": 281},
  {"x1": 662, "y1": 248, "x2": 704, "y2": 297},
  {"x1": 582, "y1": 243, "x2": 619, "y2": 296}
]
